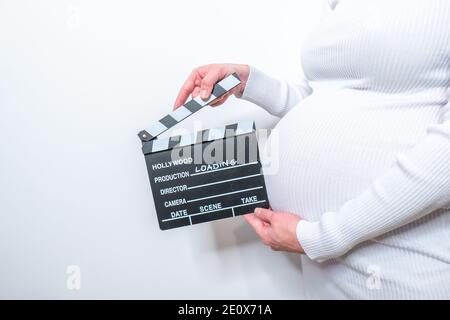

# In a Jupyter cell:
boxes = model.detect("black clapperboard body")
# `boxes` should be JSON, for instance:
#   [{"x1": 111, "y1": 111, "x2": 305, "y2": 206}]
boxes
[{"x1": 138, "y1": 74, "x2": 270, "y2": 230}]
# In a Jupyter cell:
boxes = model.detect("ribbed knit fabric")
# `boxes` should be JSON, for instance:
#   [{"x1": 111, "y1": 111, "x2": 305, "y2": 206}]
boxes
[{"x1": 241, "y1": 0, "x2": 450, "y2": 299}]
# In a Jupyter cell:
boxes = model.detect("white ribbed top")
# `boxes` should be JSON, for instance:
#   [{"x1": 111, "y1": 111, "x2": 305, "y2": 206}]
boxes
[{"x1": 242, "y1": 0, "x2": 450, "y2": 299}]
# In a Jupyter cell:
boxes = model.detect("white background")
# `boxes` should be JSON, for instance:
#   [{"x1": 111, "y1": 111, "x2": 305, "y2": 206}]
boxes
[{"x1": 0, "y1": 0, "x2": 324, "y2": 299}]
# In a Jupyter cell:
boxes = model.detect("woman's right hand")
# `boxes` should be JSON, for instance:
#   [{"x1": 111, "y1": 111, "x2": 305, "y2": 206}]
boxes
[{"x1": 173, "y1": 64, "x2": 250, "y2": 110}]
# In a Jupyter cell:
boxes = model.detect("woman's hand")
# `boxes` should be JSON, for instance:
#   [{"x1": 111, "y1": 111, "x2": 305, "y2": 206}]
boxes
[
  {"x1": 173, "y1": 63, "x2": 250, "y2": 110},
  {"x1": 244, "y1": 208, "x2": 305, "y2": 254}
]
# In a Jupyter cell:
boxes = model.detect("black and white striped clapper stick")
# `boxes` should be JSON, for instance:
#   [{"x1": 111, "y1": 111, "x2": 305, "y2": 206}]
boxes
[{"x1": 138, "y1": 73, "x2": 241, "y2": 142}]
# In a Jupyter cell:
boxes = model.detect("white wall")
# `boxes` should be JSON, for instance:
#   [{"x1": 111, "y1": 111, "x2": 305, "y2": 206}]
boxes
[{"x1": 0, "y1": 0, "x2": 323, "y2": 299}]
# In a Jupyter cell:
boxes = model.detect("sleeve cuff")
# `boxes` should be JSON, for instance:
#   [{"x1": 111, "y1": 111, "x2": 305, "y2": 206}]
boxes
[
  {"x1": 240, "y1": 66, "x2": 287, "y2": 116},
  {"x1": 296, "y1": 219, "x2": 327, "y2": 262},
  {"x1": 296, "y1": 212, "x2": 352, "y2": 262}
]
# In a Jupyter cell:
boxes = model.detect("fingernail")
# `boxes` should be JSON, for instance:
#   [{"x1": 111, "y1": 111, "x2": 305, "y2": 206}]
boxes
[
  {"x1": 255, "y1": 208, "x2": 261, "y2": 214},
  {"x1": 201, "y1": 90, "x2": 208, "y2": 99}
]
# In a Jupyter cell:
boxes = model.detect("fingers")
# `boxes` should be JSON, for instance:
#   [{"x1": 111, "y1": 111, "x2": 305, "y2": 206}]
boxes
[
  {"x1": 191, "y1": 86, "x2": 201, "y2": 99},
  {"x1": 173, "y1": 71, "x2": 198, "y2": 109},
  {"x1": 174, "y1": 64, "x2": 239, "y2": 110},
  {"x1": 245, "y1": 210, "x2": 303, "y2": 253},
  {"x1": 243, "y1": 214, "x2": 264, "y2": 231},
  {"x1": 243, "y1": 214, "x2": 270, "y2": 245},
  {"x1": 254, "y1": 208, "x2": 273, "y2": 223},
  {"x1": 200, "y1": 69, "x2": 225, "y2": 100},
  {"x1": 174, "y1": 66, "x2": 226, "y2": 109},
  {"x1": 210, "y1": 92, "x2": 231, "y2": 107}
]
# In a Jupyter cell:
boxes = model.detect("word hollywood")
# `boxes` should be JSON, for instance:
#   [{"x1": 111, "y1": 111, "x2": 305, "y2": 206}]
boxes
[{"x1": 178, "y1": 304, "x2": 272, "y2": 317}]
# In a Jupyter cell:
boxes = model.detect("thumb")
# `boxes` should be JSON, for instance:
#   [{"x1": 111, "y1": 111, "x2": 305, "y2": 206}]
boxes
[{"x1": 254, "y1": 208, "x2": 273, "y2": 223}]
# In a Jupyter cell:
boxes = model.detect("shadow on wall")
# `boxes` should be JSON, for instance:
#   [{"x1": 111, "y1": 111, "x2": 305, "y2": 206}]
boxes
[
  {"x1": 211, "y1": 218, "x2": 302, "y2": 271},
  {"x1": 206, "y1": 218, "x2": 305, "y2": 297}
]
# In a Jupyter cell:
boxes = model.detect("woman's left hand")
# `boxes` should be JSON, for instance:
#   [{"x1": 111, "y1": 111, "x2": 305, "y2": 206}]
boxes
[{"x1": 244, "y1": 208, "x2": 305, "y2": 254}]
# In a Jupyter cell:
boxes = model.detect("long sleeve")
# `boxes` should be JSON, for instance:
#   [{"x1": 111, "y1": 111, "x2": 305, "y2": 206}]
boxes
[
  {"x1": 240, "y1": 66, "x2": 313, "y2": 117},
  {"x1": 297, "y1": 89, "x2": 450, "y2": 262}
]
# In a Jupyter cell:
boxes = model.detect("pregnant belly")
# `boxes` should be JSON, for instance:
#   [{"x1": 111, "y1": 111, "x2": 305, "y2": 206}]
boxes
[{"x1": 261, "y1": 92, "x2": 440, "y2": 221}]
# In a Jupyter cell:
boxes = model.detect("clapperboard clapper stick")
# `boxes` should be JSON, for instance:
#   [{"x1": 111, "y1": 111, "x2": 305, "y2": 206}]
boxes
[{"x1": 138, "y1": 73, "x2": 270, "y2": 230}]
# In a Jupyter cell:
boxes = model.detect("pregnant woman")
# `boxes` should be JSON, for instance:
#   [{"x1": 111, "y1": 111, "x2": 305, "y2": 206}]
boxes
[{"x1": 173, "y1": 0, "x2": 450, "y2": 299}]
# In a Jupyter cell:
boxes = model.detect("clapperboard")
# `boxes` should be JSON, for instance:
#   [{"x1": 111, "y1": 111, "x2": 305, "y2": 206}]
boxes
[{"x1": 138, "y1": 74, "x2": 270, "y2": 230}]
